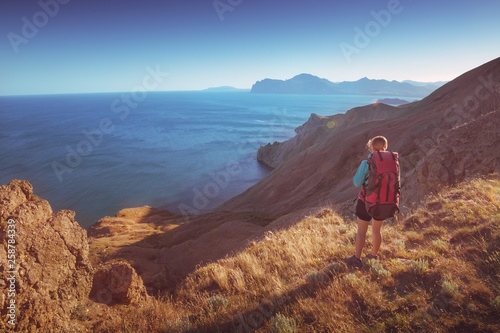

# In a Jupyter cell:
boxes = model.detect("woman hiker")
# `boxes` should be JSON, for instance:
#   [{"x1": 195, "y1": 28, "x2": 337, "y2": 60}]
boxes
[{"x1": 346, "y1": 136, "x2": 398, "y2": 267}]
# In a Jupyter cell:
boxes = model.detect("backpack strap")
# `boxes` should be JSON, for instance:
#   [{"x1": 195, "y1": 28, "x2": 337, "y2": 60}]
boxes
[{"x1": 377, "y1": 150, "x2": 383, "y2": 161}]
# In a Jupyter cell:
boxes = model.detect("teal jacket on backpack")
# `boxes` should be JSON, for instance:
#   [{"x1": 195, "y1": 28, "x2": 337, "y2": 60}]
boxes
[{"x1": 353, "y1": 154, "x2": 371, "y2": 190}]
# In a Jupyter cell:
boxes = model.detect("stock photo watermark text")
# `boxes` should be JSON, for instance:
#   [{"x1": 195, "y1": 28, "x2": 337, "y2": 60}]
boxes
[
  {"x1": 7, "y1": 0, "x2": 72, "y2": 54},
  {"x1": 340, "y1": 0, "x2": 408, "y2": 63},
  {"x1": 213, "y1": 0, "x2": 243, "y2": 21},
  {"x1": 5, "y1": 218, "x2": 18, "y2": 326},
  {"x1": 51, "y1": 65, "x2": 169, "y2": 182}
]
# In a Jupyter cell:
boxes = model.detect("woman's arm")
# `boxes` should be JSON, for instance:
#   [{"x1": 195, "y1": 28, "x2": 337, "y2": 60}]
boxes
[{"x1": 353, "y1": 159, "x2": 369, "y2": 187}]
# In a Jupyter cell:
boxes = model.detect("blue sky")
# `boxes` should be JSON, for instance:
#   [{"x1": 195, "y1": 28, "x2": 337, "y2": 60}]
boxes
[{"x1": 1, "y1": 0, "x2": 499, "y2": 95}]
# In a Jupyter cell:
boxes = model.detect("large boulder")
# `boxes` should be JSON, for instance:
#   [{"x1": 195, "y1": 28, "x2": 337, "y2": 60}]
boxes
[
  {"x1": 0, "y1": 180, "x2": 93, "y2": 332},
  {"x1": 89, "y1": 261, "x2": 148, "y2": 305}
]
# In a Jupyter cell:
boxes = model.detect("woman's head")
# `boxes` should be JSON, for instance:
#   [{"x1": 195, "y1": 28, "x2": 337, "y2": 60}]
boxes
[{"x1": 367, "y1": 136, "x2": 388, "y2": 152}]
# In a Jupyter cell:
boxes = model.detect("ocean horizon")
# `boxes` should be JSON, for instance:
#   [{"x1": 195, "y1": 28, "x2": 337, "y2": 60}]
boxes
[{"x1": 0, "y1": 91, "x2": 413, "y2": 228}]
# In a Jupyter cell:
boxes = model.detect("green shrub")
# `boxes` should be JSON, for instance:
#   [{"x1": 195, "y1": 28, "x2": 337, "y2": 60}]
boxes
[
  {"x1": 324, "y1": 263, "x2": 343, "y2": 276},
  {"x1": 441, "y1": 279, "x2": 460, "y2": 297},
  {"x1": 344, "y1": 273, "x2": 365, "y2": 287},
  {"x1": 392, "y1": 238, "x2": 406, "y2": 251},
  {"x1": 408, "y1": 259, "x2": 429, "y2": 276},
  {"x1": 492, "y1": 296, "x2": 500, "y2": 312},
  {"x1": 431, "y1": 239, "x2": 450, "y2": 252},
  {"x1": 368, "y1": 260, "x2": 392, "y2": 279},
  {"x1": 208, "y1": 295, "x2": 229, "y2": 312},
  {"x1": 306, "y1": 270, "x2": 328, "y2": 285},
  {"x1": 270, "y1": 313, "x2": 298, "y2": 333},
  {"x1": 160, "y1": 316, "x2": 191, "y2": 332}
]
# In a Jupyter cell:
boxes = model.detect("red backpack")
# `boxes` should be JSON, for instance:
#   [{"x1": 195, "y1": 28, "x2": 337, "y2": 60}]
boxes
[{"x1": 362, "y1": 151, "x2": 400, "y2": 220}]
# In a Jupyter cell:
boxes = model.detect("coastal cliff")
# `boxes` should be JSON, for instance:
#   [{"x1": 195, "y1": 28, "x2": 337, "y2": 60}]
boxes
[{"x1": 257, "y1": 103, "x2": 404, "y2": 169}]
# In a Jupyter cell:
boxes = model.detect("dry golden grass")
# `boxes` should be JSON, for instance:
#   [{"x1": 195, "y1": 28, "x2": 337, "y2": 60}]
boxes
[{"x1": 90, "y1": 177, "x2": 500, "y2": 332}]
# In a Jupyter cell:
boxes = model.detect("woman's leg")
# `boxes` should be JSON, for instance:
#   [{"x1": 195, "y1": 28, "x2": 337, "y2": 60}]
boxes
[
  {"x1": 355, "y1": 217, "x2": 370, "y2": 259},
  {"x1": 370, "y1": 219, "x2": 384, "y2": 256}
]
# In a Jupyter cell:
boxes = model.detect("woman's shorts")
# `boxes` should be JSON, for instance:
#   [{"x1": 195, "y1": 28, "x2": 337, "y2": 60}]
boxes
[{"x1": 356, "y1": 198, "x2": 372, "y2": 222}]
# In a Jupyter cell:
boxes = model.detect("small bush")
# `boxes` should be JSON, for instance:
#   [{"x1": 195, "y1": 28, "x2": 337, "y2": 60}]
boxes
[
  {"x1": 344, "y1": 273, "x2": 365, "y2": 287},
  {"x1": 306, "y1": 270, "x2": 328, "y2": 285},
  {"x1": 368, "y1": 260, "x2": 392, "y2": 279},
  {"x1": 409, "y1": 259, "x2": 429, "y2": 276},
  {"x1": 270, "y1": 313, "x2": 298, "y2": 333},
  {"x1": 467, "y1": 303, "x2": 479, "y2": 313},
  {"x1": 431, "y1": 239, "x2": 450, "y2": 252},
  {"x1": 441, "y1": 278, "x2": 460, "y2": 297},
  {"x1": 386, "y1": 313, "x2": 409, "y2": 330},
  {"x1": 208, "y1": 295, "x2": 229, "y2": 312},
  {"x1": 392, "y1": 238, "x2": 406, "y2": 251},
  {"x1": 492, "y1": 296, "x2": 500, "y2": 312},
  {"x1": 71, "y1": 303, "x2": 90, "y2": 321},
  {"x1": 161, "y1": 316, "x2": 191, "y2": 332},
  {"x1": 338, "y1": 224, "x2": 348, "y2": 234},
  {"x1": 324, "y1": 263, "x2": 343, "y2": 276},
  {"x1": 387, "y1": 259, "x2": 407, "y2": 275}
]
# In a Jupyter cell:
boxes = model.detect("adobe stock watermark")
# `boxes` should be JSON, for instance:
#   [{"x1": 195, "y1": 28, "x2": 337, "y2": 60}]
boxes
[
  {"x1": 213, "y1": 0, "x2": 243, "y2": 21},
  {"x1": 51, "y1": 65, "x2": 169, "y2": 182},
  {"x1": 340, "y1": 0, "x2": 410, "y2": 64},
  {"x1": 406, "y1": 72, "x2": 500, "y2": 171},
  {"x1": 178, "y1": 106, "x2": 290, "y2": 222},
  {"x1": 7, "y1": 0, "x2": 71, "y2": 54},
  {"x1": 5, "y1": 218, "x2": 18, "y2": 327}
]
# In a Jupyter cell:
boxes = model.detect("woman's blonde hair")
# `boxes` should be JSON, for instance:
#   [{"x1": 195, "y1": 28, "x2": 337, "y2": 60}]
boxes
[{"x1": 367, "y1": 136, "x2": 388, "y2": 152}]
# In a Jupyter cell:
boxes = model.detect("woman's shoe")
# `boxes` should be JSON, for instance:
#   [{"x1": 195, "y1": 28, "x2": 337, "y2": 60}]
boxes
[{"x1": 346, "y1": 255, "x2": 362, "y2": 267}]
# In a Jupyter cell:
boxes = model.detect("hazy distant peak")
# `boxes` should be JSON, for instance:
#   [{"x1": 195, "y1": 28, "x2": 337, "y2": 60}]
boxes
[{"x1": 251, "y1": 74, "x2": 439, "y2": 97}]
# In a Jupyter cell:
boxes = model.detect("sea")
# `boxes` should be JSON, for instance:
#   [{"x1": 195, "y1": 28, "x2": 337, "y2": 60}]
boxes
[{"x1": 0, "y1": 91, "x2": 405, "y2": 228}]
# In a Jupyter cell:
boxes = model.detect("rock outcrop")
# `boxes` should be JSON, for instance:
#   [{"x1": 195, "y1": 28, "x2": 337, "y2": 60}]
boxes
[
  {"x1": 406, "y1": 108, "x2": 500, "y2": 204},
  {"x1": 89, "y1": 261, "x2": 148, "y2": 306},
  {"x1": 0, "y1": 180, "x2": 93, "y2": 332},
  {"x1": 257, "y1": 104, "x2": 403, "y2": 169}
]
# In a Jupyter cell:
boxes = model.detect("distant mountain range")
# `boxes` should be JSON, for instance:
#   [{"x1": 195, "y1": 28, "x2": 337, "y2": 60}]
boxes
[{"x1": 251, "y1": 74, "x2": 447, "y2": 97}]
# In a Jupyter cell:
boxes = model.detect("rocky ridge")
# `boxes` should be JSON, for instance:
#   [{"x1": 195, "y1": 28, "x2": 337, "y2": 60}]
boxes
[
  {"x1": 0, "y1": 180, "x2": 93, "y2": 331},
  {"x1": 0, "y1": 180, "x2": 149, "y2": 332}
]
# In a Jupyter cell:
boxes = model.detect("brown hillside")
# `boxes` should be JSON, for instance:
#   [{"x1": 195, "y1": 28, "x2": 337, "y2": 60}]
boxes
[{"x1": 93, "y1": 177, "x2": 500, "y2": 332}]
